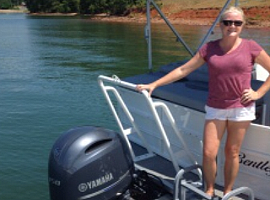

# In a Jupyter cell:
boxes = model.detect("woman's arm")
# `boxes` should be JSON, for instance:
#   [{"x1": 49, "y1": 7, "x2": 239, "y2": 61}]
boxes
[
  {"x1": 242, "y1": 50, "x2": 270, "y2": 103},
  {"x1": 136, "y1": 52, "x2": 205, "y2": 96}
]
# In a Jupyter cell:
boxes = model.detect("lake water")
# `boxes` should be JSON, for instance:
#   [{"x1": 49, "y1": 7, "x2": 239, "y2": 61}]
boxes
[{"x1": 0, "y1": 13, "x2": 269, "y2": 200}]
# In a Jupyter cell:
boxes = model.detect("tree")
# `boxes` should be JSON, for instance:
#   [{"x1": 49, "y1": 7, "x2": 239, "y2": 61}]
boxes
[
  {"x1": 25, "y1": 0, "x2": 79, "y2": 13},
  {"x1": 0, "y1": 0, "x2": 10, "y2": 9},
  {"x1": 0, "y1": 0, "x2": 22, "y2": 9},
  {"x1": 25, "y1": 0, "x2": 148, "y2": 14},
  {"x1": 80, "y1": 0, "x2": 133, "y2": 15},
  {"x1": 25, "y1": 0, "x2": 45, "y2": 13}
]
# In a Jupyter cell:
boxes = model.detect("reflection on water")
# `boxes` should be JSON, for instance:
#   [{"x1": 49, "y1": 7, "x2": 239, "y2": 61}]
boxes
[{"x1": 0, "y1": 13, "x2": 269, "y2": 200}]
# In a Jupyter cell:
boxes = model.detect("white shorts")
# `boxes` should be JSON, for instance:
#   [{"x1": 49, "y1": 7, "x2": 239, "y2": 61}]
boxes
[{"x1": 205, "y1": 103, "x2": 256, "y2": 121}]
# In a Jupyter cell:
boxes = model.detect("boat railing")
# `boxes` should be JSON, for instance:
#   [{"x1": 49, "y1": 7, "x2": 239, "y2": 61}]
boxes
[
  {"x1": 174, "y1": 165, "x2": 255, "y2": 200},
  {"x1": 145, "y1": 0, "x2": 240, "y2": 71},
  {"x1": 222, "y1": 187, "x2": 254, "y2": 200},
  {"x1": 98, "y1": 75, "x2": 202, "y2": 176}
]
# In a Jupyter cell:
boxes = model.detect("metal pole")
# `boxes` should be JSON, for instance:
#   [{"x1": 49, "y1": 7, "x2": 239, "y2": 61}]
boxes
[
  {"x1": 196, "y1": 0, "x2": 233, "y2": 52},
  {"x1": 145, "y1": 0, "x2": 152, "y2": 72},
  {"x1": 150, "y1": 0, "x2": 194, "y2": 56}
]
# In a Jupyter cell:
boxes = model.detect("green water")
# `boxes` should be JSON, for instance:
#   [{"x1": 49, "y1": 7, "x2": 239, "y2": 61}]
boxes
[{"x1": 0, "y1": 13, "x2": 269, "y2": 200}]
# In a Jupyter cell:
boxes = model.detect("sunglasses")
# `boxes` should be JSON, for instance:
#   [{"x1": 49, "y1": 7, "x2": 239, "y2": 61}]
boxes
[{"x1": 222, "y1": 20, "x2": 243, "y2": 27}]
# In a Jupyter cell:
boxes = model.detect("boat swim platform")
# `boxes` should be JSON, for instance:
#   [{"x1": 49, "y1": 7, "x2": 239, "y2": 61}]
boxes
[{"x1": 132, "y1": 142, "x2": 249, "y2": 200}]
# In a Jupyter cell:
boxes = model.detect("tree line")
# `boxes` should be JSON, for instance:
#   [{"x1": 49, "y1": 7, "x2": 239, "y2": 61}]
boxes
[
  {"x1": 0, "y1": 0, "x2": 24, "y2": 9},
  {"x1": 0, "y1": 0, "x2": 151, "y2": 15}
]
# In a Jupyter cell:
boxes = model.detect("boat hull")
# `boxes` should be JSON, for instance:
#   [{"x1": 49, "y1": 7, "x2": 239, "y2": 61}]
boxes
[{"x1": 117, "y1": 84, "x2": 270, "y2": 200}]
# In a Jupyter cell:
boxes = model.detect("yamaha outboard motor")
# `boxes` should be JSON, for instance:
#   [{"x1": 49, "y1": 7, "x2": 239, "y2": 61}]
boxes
[{"x1": 48, "y1": 126, "x2": 134, "y2": 200}]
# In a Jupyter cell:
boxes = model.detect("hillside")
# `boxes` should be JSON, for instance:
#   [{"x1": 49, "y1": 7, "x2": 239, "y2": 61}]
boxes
[
  {"x1": 91, "y1": 0, "x2": 270, "y2": 27},
  {"x1": 161, "y1": 0, "x2": 270, "y2": 10},
  {"x1": 151, "y1": 0, "x2": 270, "y2": 27}
]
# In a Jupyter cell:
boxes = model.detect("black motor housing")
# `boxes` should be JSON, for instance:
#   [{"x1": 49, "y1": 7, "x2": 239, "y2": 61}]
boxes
[{"x1": 48, "y1": 126, "x2": 134, "y2": 200}]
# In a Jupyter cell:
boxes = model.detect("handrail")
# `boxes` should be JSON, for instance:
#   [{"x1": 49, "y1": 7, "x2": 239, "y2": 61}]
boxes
[
  {"x1": 98, "y1": 75, "x2": 202, "y2": 174},
  {"x1": 174, "y1": 165, "x2": 212, "y2": 200},
  {"x1": 222, "y1": 187, "x2": 254, "y2": 200},
  {"x1": 98, "y1": 75, "x2": 153, "y2": 160},
  {"x1": 151, "y1": 101, "x2": 201, "y2": 174},
  {"x1": 173, "y1": 164, "x2": 254, "y2": 200}
]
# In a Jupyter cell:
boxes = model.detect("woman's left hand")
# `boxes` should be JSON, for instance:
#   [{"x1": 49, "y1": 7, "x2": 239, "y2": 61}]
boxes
[{"x1": 241, "y1": 88, "x2": 259, "y2": 104}]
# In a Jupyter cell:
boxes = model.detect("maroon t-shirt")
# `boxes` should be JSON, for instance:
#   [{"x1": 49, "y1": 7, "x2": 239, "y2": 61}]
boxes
[{"x1": 199, "y1": 39, "x2": 262, "y2": 109}]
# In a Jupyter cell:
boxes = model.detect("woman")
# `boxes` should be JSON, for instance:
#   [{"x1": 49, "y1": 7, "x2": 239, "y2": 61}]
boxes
[{"x1": 136, "y1": 6, "x2": 270, "y2": 198}]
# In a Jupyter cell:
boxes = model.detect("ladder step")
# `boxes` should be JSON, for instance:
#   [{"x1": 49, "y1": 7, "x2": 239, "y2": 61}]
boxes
[
  {"x1": 181, "y1": 180, "x2": 212, "y2": 200},
  {"x1": 134, "y1": 153, "x2": 156, "y2": 162}
]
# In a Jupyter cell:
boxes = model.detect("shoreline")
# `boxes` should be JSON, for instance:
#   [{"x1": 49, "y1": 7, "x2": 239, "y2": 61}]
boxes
[
  {"x1": 0, "y1": 7, "x2": 27, "y2": 13},
  {"x1": 89, "y1": 6, "x2": 270, "y2": 28},
  {"x1": 0, "y1": 9, "x2": 26, "y2": 13},
  {"x1": 88, "y1": 15, "x2": 270, "y2": 29},
  {"x1": 1, "y1": 8, "x2": 269, "y2": 28}
]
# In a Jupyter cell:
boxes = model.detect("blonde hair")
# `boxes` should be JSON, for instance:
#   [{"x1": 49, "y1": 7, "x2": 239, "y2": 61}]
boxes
[{"x1": 220, "y1": 6, "x2": 245, "y2": 23}]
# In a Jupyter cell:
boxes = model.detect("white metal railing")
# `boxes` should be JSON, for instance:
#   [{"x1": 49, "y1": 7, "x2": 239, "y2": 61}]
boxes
[
  {"x1": 98, "y1": 75, "x2": 153, "y2": 161},
  {"x1": 98, "y1": 75, "x2": 201, "y2": 176},
  {"x1": 174, "y1": 165, "x2": 255, "y2": 200}
]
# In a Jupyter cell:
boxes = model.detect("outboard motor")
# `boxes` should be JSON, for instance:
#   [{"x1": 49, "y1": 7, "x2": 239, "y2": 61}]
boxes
[{"x1": 48, "y1": 126, "x2": 134, "y2": 200}]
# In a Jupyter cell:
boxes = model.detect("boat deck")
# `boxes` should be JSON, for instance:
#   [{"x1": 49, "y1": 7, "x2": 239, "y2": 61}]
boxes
[{"x1": 132, "y1": 142, "x2": 248, "y2": 200}]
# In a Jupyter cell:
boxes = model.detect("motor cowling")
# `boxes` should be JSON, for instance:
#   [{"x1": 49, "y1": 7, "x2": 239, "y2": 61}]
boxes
[{"x1": 48, "y1": 126, "x2": 134, "y2": 200}]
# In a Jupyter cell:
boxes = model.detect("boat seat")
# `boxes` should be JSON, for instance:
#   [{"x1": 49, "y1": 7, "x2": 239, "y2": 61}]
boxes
[
  {"x1": 159, "y1": 60, "x2": 209, "y2": 83},
  {"x1": 123, "y1": 70, "x2": 267, "y2": 125},
  {"x1": 123, "y1": 71, "x2": 208, "y2": 113}
]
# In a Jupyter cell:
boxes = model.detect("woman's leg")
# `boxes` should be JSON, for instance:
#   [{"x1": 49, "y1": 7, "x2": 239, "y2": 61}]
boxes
[
  {"x1": 203, "y1": 119, "x2": 227, "y2": 196},
  {"x1": 223, "y1": 120, "x2": 251, "y2": 195}
]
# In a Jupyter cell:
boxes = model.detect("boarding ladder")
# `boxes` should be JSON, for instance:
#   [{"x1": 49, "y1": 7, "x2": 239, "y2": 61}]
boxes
[
  {"x1": 174, "y1": 165, "x2": 255, "y2": 200},
  {"x1": 98, "y1": 75, "x2": 255, "y2": 200},
  {"x1": 98, "y1": 75, "x2": 200, "y2": 172}
]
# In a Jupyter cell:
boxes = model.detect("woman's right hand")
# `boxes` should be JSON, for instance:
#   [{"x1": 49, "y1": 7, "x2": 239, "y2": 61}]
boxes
[{"x1": 136, "y1": 83, "x2": 156, "y2": 96}]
